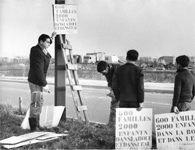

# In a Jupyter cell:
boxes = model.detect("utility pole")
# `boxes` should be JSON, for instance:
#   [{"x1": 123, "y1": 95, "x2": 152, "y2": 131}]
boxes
[{"x1": 54, "y1": 0, "x2": 66, "y2": 120}]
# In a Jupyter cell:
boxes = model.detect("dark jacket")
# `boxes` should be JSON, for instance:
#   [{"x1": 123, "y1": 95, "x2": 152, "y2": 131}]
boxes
[
  {"x1": 112, "y1": 63, "x2": 144, "y2": 103},
  {"x1": 28, "y1": 44, "x2": 51, "y2": 86},
  {"x1": 105, "y1": 63, "x2": 120, "y2": 88},
  {"x1": 172, "y1": 68, "x2": 195, "y2": 106}
]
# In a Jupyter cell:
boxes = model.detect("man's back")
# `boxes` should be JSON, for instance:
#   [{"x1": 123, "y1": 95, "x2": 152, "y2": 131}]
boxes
[{"x1": 112, "y1": 63, "x2": 144, "y2": 103}]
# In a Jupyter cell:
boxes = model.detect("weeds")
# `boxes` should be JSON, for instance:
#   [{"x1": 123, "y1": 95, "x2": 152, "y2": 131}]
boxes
[
  {"x1": 0, "y1": 103, "x2": 157, "y2": 149},
  {"x1": 0, "y1": 103, "x2": 14, "y2": 117},
  {"x1": 0, "y1": 103, "x2": 116, "y2": 149}
]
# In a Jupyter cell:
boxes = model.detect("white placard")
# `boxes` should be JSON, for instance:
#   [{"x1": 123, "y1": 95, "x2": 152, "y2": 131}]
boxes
[
  {"x1": 53, "y1": 4, "x2": 78, "y2": 34},
  {"x1": 21, "y1": 106, "x2": 65, "y2": 129},
  {"x1": 115, "y1": 108, "x2": 153, "y2": 149},
  {"x1": 0, "y1": 132, "x2": 68, "y2": 149},
  {"x1": 155, "y1": 111, "x2": 195, "y2": 149}
]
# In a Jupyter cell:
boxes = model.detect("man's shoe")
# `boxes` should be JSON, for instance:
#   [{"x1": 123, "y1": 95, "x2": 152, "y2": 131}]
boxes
[
  {"x1": 29, "y1": 118, "x2": 37, "y2": 132},
  {"x1": 36, "y1": 115, "x2": 45, "y2": 131}
]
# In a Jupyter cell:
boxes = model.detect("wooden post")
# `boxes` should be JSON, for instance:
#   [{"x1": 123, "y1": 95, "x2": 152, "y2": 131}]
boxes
[
  {"x1": 54, "y1": 0, "x2": 66, "y2": 120},
  {"x1": 18, "y1": 97, "x2": 23, "y2": 114}
]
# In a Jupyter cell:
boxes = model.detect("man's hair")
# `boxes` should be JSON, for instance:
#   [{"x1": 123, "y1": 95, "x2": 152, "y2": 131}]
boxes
[
  {"x1": 38, "y1": 34, "x2": 52, "y2": 44},
  {"x1": 126, "y1": 49, "x2": 139, "y2": 61},
  {"x1": 176, "y1": 55, "x2": 190, "y2": 67},
  {"x1": 97, "y1": 61, "x2": 108, "y2": 72}
]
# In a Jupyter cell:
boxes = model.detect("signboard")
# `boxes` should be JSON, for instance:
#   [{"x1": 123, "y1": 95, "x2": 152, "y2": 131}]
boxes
[
  {"x1": 21, "y1": 106, "x2": 65, "y2": 129},
  {"x1": 53, "y1": 4, "x2": 78, "y2": 34},
  {"x1": 115, "y1": 108, "x2": 153, "y2": 149},
  {"x1": 0, "y1": 132, "x2": 68, "y2": 149},
  {"x1": 155, "y1": 111, "x2": 195, "y2": 149}
]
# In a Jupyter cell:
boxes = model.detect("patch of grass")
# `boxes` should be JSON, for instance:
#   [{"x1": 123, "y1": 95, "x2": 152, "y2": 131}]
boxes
[
  {"x1": 0, "y1": 104, "x2": 157, "y2": 149},
  {"x1": 0, "y1": 103, "x2": 14, "y2": 117}
]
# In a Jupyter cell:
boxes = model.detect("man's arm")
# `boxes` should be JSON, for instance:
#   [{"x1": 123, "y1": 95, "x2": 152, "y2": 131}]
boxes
[
  {"x1": 112, "y1": 71, "x2": 120, "y2": 100},
  {"x1": 172, "y1": 74, "x2": 182, "y2": 113},
  {"x1": 192, "y1": 79, "x2": 195, "y2": 100},
  {"x1": 136, "y1": 69, "x2": 144, "y2": 111},
  {"x1": 172, "y1": 75, "x2": 182, "y2": 106},
  {"x1": 31, "y1": 49, "x2": 47, "y2": 86},
  {"x1": 105, "y1": 74, "x2": 112, "y2": 88},
  {"x1": 137, "y1": 69, "x2": 144, "y2": 103}
]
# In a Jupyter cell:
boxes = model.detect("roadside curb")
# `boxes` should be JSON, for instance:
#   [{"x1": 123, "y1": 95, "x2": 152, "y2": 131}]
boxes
[{"x1": 0, "y1": 78, "x2": 173, "y2": 94}]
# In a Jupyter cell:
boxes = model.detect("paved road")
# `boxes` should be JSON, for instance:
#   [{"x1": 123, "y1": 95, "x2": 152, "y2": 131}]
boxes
[{"x1": 1, "y1": 81, "x2": 195, "y2": 125}]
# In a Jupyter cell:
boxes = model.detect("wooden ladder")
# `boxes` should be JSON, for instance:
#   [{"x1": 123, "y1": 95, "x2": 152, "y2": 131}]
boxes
[{"x1": 58, "y1": 35, "x2": 89, "y2": 122}]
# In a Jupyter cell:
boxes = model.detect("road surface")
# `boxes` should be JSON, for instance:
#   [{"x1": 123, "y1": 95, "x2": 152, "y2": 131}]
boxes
[{"x1": 1, "y1": 81, "x2": 195, "y2": 125}]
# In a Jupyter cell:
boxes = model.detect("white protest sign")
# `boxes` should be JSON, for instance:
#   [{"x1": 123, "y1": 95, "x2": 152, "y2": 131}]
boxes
[
  {"x1": 115, "y1": 108, "x2": 153, "y2": 149},
  {"x1": 155, "y1": 111, "x2": 195, "y2": 149},
  {"x1": 21, "y1": 106, "x2": 65, "y2": 129},
  {"x1": 0, "y1": 132, "x2": 68, "y2": 149},
  {"x1": 53, "y1": 4, "x2": 78, "y2": 34}
]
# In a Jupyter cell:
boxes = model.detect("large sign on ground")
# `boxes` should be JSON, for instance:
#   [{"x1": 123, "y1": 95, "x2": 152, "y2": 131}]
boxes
[
  {"x1": 155, "y1": 111, "x2": 195, "y2": 149},
  {"x1": 53, "y1": 4, "x2": 78, "y2": 34},
  {"x1": 115, "y1": 108, "x2": 153, "y2": 149}
]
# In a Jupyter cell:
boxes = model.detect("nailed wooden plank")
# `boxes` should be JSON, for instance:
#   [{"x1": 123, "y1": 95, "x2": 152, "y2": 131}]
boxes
[
  {"x1": 62, "y1": 44, "x2": 72, "y2": 50},
  {"x1": 72, "y1": 85, "x2": 82, "y2": 91},
  {"x1": 66, "y1": 64, "x2": 78, "y2": 70},
  {"x1": 77, "y1": 105, "x2": 88, "y2": 111}
]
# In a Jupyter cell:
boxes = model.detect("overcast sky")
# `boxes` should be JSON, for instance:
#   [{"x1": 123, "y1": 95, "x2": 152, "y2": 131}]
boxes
[{"x1": 0, "y1": 0, "x2": 194, "y2": 58}]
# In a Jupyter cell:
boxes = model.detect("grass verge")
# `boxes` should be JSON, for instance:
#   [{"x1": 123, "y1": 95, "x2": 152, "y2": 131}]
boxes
[{"x1": 0, "y1": 103, "x2": 157, "y2": 149}]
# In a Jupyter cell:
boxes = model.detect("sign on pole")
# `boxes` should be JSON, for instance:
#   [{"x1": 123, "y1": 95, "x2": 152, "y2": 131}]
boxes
[
  {"x1": 53, "y1": 4, "x2": 78, "y2": 34},
  {"x1": 155, "y1": 111, "x2": 195, "y2": 149},
  {"x1": 115, "y1": 108, "x2": 153, "y2": 149}
]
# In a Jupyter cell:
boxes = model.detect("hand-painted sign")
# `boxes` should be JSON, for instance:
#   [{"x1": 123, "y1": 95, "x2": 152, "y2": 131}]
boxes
[
  {"x1": 115, "y1": 108, "x2": 153, "y2": 149},
  {"x1": 155, "y1": 111, "x2": 195, "y2": 149},
  {"x1": 53, "y1": 4, "x2": 78, "y2": 34}
]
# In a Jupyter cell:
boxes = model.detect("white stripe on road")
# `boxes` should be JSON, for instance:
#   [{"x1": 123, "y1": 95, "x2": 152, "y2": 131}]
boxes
[{"x1": 145, "y1": 101, "x2": 171, "y2": 106}]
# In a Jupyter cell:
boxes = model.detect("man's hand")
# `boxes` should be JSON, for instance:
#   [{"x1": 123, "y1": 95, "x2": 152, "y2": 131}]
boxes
[
  {"x1": 51, "y1": 31, "x2": 57, "y2": 39},
  {"x1": 108, "y1": 87, "x2": 112, "y2": 91},
  {"x1": 62, "y1": 43, "x2": 72, "y2": 50},
  {"x1": 107, "y1": 92, "x2": 115, "y2": 98},
  {"x1": 136, "y1": 103, "x2": 143, "y2": 111},
  {"x1": 173, "y1": 106, "x2": 180, "y2": 114},
  {"x1": 66, "y1": 39, "x2": 70, "y2": 45},
  {"x1": 107, "y1": 88, "x2": 115, "y2": 98},
  {"x1": 43, "y1": 85, "x2": 50, "y2": 93}
]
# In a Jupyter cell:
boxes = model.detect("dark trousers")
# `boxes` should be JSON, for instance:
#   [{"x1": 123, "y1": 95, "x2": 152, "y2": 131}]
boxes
[
  {"x1": 119, "y1": 101, "x2": 139, "y2": 108},
  {"x1": 108, "y1": 96, "x2": 119, "y2": 125}
]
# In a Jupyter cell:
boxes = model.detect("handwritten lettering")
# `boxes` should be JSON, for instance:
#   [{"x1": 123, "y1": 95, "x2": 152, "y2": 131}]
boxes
[
  {"x1": 157, "y1": 131, "x2": 173, "y2": 137},
  {"x1": 175, "y1": 122, "x2": 195, "y2": 128},
  {"x1": 168, "y1": 137, "x2": 183, "y2": 142},
  {"x1": 116, "y1": 141, "x2": 150, "y2": 148},
  {"x1": 118, "y1": 116, "x2": 152, "y2": 122},
  {"x1": 171, "y1": 115, "x2": 195, "y2": 122},
  {"x1": 119, "y1": 131, "x2": 148, "y2": 136}
]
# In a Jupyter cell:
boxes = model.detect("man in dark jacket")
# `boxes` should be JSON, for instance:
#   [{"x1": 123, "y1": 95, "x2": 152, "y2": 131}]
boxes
[
  {"x1": 171, "y1": 55, "x2": 195, "y2": 113},
  {"x1": 97, "y1": 61, "x2": 120, "y2": 126},
  {"x1": 28, "y1": 33, "x2": 56, "y2": 131},
  {"x1": 112, "y1": 49, "x2": 144, "y2": 110}
]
